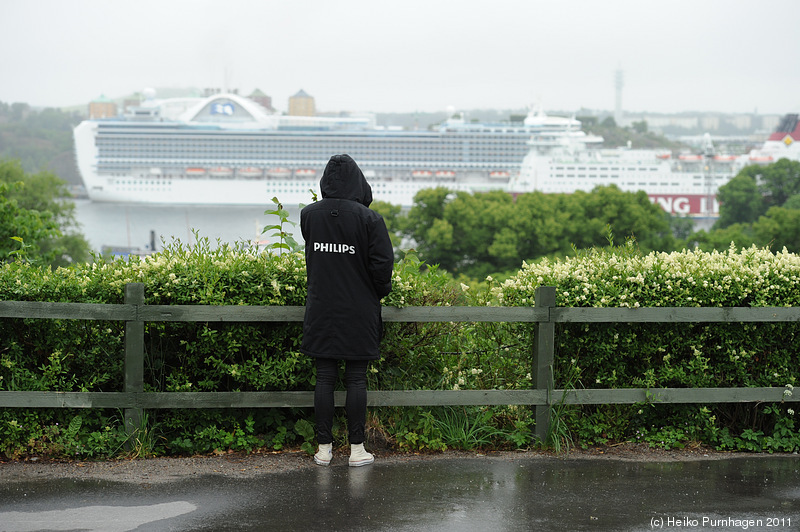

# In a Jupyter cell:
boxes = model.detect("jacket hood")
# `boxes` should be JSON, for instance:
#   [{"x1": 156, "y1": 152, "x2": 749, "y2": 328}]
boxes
[{"x1": 319, "y1": 154, "x2": 373, "y2": 207}]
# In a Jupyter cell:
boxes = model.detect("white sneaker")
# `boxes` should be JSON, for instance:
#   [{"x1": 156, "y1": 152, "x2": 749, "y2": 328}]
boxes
[
  {"x1": 314, "y1": 443, "x2": 332, "y2": 466},
  {"x1": 349, "y1": 443, "x2": 375, "y2": 467}
]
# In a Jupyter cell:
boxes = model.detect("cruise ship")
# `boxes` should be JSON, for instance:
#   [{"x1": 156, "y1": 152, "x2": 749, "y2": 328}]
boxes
[{"x1": 73, "y1": 92, "x2": 580, "y2": 207}]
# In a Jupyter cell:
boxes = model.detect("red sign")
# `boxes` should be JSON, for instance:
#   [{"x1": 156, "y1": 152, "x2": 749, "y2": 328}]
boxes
[{"x1": 648, "y1": 194, "x2": 719, "y2": 216}]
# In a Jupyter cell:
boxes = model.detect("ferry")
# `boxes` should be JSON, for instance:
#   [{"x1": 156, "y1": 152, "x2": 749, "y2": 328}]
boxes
[{"x1": 512, "y1": 113, "x2": 800, "y2": 217}]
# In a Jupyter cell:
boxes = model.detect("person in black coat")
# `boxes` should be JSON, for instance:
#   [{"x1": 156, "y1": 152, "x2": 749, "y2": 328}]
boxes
[{"x1": 300, "y1": 154, "x2": 394, "y2": 467}]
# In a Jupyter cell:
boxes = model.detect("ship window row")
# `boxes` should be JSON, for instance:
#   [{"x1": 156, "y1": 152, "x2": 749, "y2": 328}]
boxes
[
  {"x1": 96, "y1": 163, "x2": 516, "y2": 175},
  {"x1": 554, "y1": 174, "x2": 619, "y2": 179},
  {"x1": 99, "y1": 150, "x2": 523, "y2": 165},
  {"x1": 552, "y1": 166, "x2": 660, "y2": 172},
  {"x1": 96, "y1": 142, "x2": 526, "y2": 157},
  {"x1": 97, "y1": 136, "x2": 526, "y2": 147},
  {"x1": 97, "y1": 144, "x2": 524, "y2": 156}
]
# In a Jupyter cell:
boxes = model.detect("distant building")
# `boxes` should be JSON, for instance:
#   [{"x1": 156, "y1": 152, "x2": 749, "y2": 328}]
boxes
[
  {"x1": 760, "y1": 115, "x2": 781, "y2": 133},
  {"x1": 123, "y1": 93, "x2": 143, "y2": 114},
  {"x1": 89, "y1": 95, "x2": 117, "y2": 119},
  {"x1": 248, "y1": 88, "x2": 275, "y2": 112},
  {"x1": 700, "y1": 115, "x2": 720, "y2": 131},
  {"x1": 289, "y1": 89, "x2": 315, "y2": 116}
]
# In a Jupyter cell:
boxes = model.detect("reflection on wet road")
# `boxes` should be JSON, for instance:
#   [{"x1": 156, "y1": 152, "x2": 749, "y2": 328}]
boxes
[{"x1": 1, "y1": 455, "x2": 797, "y2": 531}]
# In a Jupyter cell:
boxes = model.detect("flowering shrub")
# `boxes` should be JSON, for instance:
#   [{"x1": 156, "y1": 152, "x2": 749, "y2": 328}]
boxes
[
  {"x1": 0, "y1": 237, "x2": 316, "y2": 458},
  {"x1": 1, "y1": 238, "x2": 798, "y2": 457},
  {"x1": 0, "y1": 240, "x2": 483, "y2": 457},
  {"x1": 492, "y1": 242, "x2": 800, "y2": 451}
]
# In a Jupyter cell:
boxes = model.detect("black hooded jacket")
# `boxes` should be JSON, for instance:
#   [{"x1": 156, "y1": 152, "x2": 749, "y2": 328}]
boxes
[{"x1": 299, "y1": 155, "x2": 394, "y2": 360}]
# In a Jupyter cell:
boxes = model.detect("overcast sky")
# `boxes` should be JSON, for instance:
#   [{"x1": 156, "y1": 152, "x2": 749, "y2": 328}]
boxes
[{"x1": 3, "y1": 0, "x2": 799, "y2": 115}]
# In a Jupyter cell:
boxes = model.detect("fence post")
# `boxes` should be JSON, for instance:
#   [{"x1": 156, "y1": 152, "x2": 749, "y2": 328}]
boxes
[
  {"x1": 124, "y1": 283, "x2": 145, "y2": 445},
  {"x1": 534, "y1": 286, "x2": 556, "y2": 443}
]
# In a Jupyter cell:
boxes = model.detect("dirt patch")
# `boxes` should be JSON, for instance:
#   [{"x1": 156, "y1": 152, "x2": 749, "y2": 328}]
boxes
[{"x1": 0, "y1": 443, "x2": 777, "y2": 484}]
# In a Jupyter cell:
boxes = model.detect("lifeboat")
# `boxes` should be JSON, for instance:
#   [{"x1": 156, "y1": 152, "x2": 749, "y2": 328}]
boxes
[
  {"x1": 209, "y1": 167, "x2": 234, "y2": 177},
  {"x1": 238, "y1": 167, "x2": 263, "y2": 178},
  {"x1": 489, "y1": 171, "x2": 510, "y2": 179},
  {"x1": 185, "y1": 167, "x2": 206, "y2": 176},
  {"x1": 713, "y1": 155, "x2": 737, "y2": 161},
  {"x1": 267, "y1": 167, "x2": 291, "y2": 178},
  {"x1": 655, "y1": 152, "x2": 671, "y2": 160},
  {"x1": 749, "y1": 155, "x2": 774, "y2": 162},
  {"x1": 678, "y1": 154, "x2": 703, "y2": 161},
  {"x1": 294, "y1": 168, "x2": 317, "y2": 178},
  {"x1": 435, "y1": 170, "x2": 456, "y2": 179},
  {"x1": 411, "y1": 170, "x2": 433, "y2": 179}
]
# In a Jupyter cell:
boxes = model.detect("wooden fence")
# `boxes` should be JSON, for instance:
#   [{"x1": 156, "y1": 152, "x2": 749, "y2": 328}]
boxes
[{"x1": 1, "y1": 283, "x2": 798, "y2": 443}]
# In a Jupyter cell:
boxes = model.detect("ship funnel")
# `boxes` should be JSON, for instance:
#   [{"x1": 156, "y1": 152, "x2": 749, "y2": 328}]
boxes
[
  {"x1": 523, "y1": 103, "x2": 546, "y2": 126},
  {"x1": 702, "y1": 133, "x2": 715, "y2": 158}
]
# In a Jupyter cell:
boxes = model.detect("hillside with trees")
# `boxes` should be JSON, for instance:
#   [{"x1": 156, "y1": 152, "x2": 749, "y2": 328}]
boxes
[
  {"x1": 0, "y1": 101, "x2": 83, "y2": 185},
  {"x1": 579, "y1": 115, "x2": 686, "y2": 151}
]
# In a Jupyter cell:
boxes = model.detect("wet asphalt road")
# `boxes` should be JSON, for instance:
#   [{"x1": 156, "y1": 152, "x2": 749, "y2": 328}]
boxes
[{"x1": 0, "y1": 455, "x2": 798, "y2": 531}]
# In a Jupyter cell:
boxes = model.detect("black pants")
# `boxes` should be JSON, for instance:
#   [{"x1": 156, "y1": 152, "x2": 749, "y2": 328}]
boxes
[{"x1": 314, "y1": 358, "x2": 369, "y2": 445}]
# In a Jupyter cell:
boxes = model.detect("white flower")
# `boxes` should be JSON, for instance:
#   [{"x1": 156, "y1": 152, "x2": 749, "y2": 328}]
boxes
[
  {"x1": 460, "y1": 283, "x2": 469, "y2": 292},
  {"x1": 788, "y1": 409, "x2": 795, "y2": 416}
]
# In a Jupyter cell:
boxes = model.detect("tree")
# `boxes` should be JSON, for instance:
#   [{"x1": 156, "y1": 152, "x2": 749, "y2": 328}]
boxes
[
  {"x1": 669, "y1": 216, "x2": 696, "y2": 241},
  {"x1": 502, "y1": 191, "x2": 573, "y2": 261},
  {"x1": 398, "y1": 187, "x2": 458, "y2": 267},
  {"x1": 752, "y1": 206, "x2": 800, "y2": 252},
  {"x1": 564, "y1": 186, "x2": 675, "y2": 253},
  {"x1": 0, "y1": 159, "x2": 90, "y2": 266},
  {"x1": 440, "y1": 190, "x2": 515, "y2": 276},
  {"x1": 782, "y1": 194, "x2": 800, "y2": 210},
  {"x1": 686, "y1": 223, "x2": 754, "y2": 252},
  {"x1": 714, "y1": 173, "x2": 764, "y2": 229},
  {"x1": 756, "y1": 159, "x2": 800, "y2": 209},
  {"x1": 632, "y1": 120, "x2": 648, "y2": 134},
  {"x1": 398, "y1": 185, "x2": 680, "y2": 278},
  {"x1": 370, "y1": 200, "x2": 404, "y2": 251},
  {"x1": 0, "y1": 182, "x2": 61, "y2": 263},
  {"x1": 601, "y1": 117, "x2": 617, "y2": 128}
]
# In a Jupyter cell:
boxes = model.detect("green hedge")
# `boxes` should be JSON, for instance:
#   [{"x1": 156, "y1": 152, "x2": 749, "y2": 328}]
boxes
[
  {"x1": 493, "y1": 242, "x2": 799, "y2": 451},
  {"x1": 1, "y1": 238, "x2": 798, "y2": 458}
]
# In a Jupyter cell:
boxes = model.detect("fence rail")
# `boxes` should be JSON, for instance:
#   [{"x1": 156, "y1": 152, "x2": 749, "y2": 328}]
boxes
[{"x1": 1, "y1": 284, "x2": 798, "y2": 442}]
